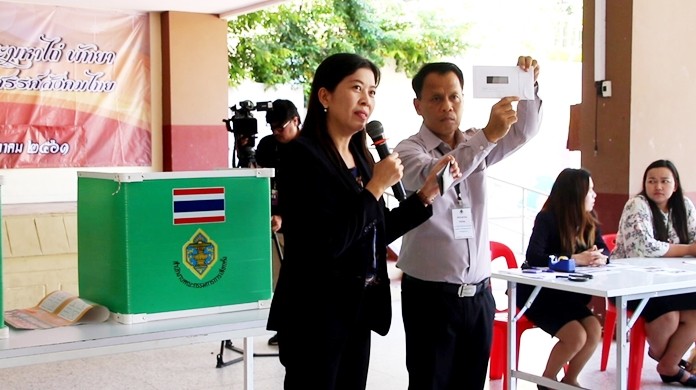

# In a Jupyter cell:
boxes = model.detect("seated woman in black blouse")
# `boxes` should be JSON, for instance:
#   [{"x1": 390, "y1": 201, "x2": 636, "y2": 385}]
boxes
[{"x1": 517, "y1": 168, "x2": 609, "y2": 389}]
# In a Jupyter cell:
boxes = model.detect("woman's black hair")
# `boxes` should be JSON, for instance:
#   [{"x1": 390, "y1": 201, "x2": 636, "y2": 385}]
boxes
[
  {"x1": 542, "y1": 168, "x2": 599, "y2": 254},
  {"x1": 639, "y1": 159, "x2": 689, "y2": 243},
  {"x1": 301, "y1": 53, "x2": 380, "y2": 171}
]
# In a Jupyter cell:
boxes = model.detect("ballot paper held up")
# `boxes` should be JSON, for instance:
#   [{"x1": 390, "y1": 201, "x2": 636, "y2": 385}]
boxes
[{"x1": 472, "y1": 66, "x2": 535, "y2": 100}]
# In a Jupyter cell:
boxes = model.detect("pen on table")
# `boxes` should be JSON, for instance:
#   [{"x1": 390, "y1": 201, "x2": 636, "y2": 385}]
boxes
[
  {"x1": 556, "y1": 273, "x2": 593, "y2": 280},
  {"x1": 522, "y1": 268, "x2": 542, "y2": 274}
]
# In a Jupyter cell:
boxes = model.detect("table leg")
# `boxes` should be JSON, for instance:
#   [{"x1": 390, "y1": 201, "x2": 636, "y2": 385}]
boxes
[
  {"x1": 507, "y1": 281, "x2": 518, "y2": 390},
  {"x1": 244, "y1": 336, "x2": 255, "y2": 390},
  {"x1": 615, "y1": 296, "x2": 627, "y2": 390}
]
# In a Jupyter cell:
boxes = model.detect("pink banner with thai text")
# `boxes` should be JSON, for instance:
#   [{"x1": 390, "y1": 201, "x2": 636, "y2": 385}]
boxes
[{"x1": 0, "y1": 3, "x2": 151, "y2": 168}]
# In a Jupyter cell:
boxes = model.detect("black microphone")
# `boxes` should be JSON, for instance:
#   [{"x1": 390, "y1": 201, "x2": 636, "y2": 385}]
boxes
[{"x1": 366, "y1": 120, "x2": 407, "y2": 202}]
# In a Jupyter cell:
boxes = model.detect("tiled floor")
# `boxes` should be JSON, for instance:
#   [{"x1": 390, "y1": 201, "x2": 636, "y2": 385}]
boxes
[{"x1": 0, "y1": 283, "x2": 682, "y2": 389}]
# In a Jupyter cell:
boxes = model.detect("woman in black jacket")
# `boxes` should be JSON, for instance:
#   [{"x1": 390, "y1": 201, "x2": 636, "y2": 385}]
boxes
[
  {"x1": 517, "y1": 168, "x2": 608, "y2": 389},
  {"x1": 266, "y1": 53, "x2": 459, "y2": 390}
]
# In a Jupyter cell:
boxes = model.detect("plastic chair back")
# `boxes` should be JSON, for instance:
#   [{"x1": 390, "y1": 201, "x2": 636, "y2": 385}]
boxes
[
  {"x1": 602, "y1": 233, "x2": 617, "y2": 252},
  {"x1": 491, "y1": 241, "x2": 518, "y2": 269}
]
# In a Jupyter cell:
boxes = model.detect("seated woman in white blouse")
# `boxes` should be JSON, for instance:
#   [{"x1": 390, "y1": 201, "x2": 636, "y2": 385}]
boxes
[{"x1": 613, "y1": 159, "x2": 696, "y2": 387}]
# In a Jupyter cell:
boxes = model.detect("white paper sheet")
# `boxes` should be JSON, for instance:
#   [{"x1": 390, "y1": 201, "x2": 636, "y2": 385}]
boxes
[{"x1": 472, "y1": 66, "x2": 535, "y2": 100}]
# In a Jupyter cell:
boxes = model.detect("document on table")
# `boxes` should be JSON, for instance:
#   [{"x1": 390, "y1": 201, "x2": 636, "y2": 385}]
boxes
[
  {"x1": 4, "y1": 290, "x2": 110, "y2": 329},
  {"x1": 632, "y1": 266, "x2": 696, "y2": 275},
  {"x1": 574, "y1": 264, "x2": 627, "y2": 274},
  {"x1": 499, "y1": 269, "x2": 556, "y2": 280}
]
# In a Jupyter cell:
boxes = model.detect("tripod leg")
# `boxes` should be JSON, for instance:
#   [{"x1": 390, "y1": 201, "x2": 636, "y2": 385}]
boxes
[
  {"x1": 226, "y1": 339, "x2": 279, "y2": 357},
  {"x1": 216, "y1": 338, "x2": 279, "y2": 368},
  {"x1": 216, "y1": 339, "x2": 243, "y2": 368}
]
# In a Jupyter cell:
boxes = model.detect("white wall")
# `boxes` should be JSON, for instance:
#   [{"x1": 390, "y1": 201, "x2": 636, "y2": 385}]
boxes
[{"x1": 630, "y1": 0, "x2": 696, "y2": 191}]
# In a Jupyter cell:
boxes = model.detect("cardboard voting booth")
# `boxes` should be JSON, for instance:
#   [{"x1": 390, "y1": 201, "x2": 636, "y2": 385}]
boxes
[
  {"x1": 77, "y1": 169, "x2": 273, "y2": 323},
  {"x1": 0, "y1": 176, "x2": 6, "y2": 338}
]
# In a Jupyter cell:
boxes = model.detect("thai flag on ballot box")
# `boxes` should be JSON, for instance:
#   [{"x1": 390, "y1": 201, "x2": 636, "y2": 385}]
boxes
[{"x1": 172, "y1": 187, "x2": 226, "y2": 225}]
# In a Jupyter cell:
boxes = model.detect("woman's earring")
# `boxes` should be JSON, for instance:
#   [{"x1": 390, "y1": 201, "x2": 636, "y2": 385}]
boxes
[{"x1": 323, "y1": 106, "x2": 328, "y2": 112}]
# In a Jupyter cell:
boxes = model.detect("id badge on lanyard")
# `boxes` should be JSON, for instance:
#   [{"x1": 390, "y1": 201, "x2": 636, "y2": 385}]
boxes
[
  {"x1": 451, "y1": 183, "x2": 474, "y2": 239},
  {"x1": 452, "y1": 208, "x2": 474, "y2": 239}
]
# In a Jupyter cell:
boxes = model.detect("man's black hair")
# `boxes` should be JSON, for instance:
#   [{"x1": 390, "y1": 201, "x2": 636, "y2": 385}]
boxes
[
  {"x1": 411, "y1": 62, "x2": 464, "y2": 99},
  {"x1": 266, "y1": 99, "x2": 300, "y2": 126}
]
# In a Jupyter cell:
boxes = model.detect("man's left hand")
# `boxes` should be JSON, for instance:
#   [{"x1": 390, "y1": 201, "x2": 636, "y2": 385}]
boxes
[{"x1": 517, "y1": 56, "x2": 540, "y2": 82}]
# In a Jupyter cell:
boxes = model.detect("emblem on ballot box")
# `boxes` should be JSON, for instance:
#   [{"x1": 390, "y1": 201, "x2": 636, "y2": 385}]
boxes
[{"x1": 183, "y1": 229, "x2": 219, "y2": 279}]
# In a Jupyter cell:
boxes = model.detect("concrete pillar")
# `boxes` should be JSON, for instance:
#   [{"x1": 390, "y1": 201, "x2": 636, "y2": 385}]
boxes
[{"x1": 161, "y1": 12, "x2": 229, "y2": 171}]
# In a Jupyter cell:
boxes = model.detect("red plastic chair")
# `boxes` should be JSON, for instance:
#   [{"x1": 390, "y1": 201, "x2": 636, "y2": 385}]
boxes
[
  {"x1": 489, "y1": 241, "x2": 537, "y2": 390},
  {"x1": 600, "y1": 233, "x2": 646, "y2": 389},
  {"x1": 599, "y1": 232, "x2": 618, "y2": 366},
  {"x1": 602, "y1": 233, "x2": 617, "y2": 252},
  {"x1": 600, "y1": 305, "x2": 647, "y2": 390}
]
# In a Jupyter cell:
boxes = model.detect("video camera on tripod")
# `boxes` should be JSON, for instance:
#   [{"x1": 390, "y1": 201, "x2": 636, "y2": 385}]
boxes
[{"x1": 223, "y1": 100, "x2": 272, "y2": 167}]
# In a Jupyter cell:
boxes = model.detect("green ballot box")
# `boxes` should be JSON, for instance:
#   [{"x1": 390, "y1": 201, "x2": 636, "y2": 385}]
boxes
[
  {"x1": 77, "y1": 169, "x2": 273, "y2": 323},
  {"x1": 0, "y1": 176, "x2": 6, "y2": 338}
]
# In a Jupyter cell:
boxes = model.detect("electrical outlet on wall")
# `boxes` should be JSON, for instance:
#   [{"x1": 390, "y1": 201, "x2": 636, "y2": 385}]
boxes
[{"x1": 600, "y1": 80, "x2": 612, "y2": 97}]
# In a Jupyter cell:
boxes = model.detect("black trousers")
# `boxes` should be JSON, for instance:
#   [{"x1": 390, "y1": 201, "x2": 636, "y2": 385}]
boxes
[
  {"x1": 278, "y1": 317, "x2": 371, "y2": 390},
  {"x1": 401, "y1": 274, "x2": 495, "y2": 390}
]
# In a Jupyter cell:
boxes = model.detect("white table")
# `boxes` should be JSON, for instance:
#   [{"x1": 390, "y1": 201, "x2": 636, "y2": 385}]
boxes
[
  {"x1": 492, "y1": 258, "x2": 696, "y2": 390},
  {"x1": 0, "y1": 308, "x2": 270, "y2": 390}
]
